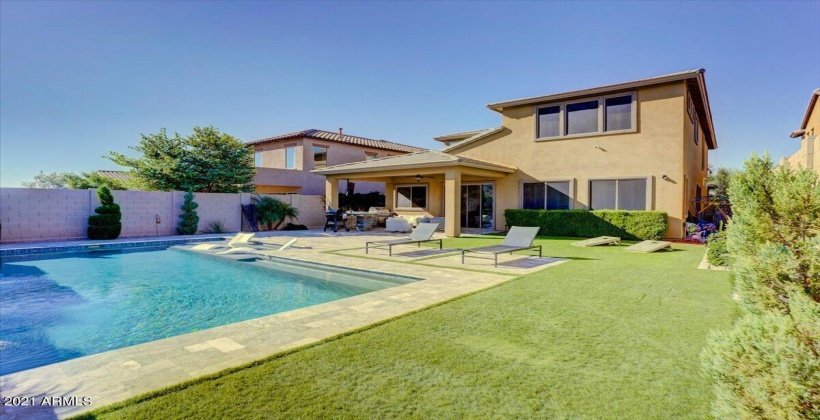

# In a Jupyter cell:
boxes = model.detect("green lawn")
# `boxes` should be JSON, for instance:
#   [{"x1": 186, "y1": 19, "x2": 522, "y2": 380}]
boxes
[{"x1": 76, "y1": 237, "x2": 732, "y2": 419}]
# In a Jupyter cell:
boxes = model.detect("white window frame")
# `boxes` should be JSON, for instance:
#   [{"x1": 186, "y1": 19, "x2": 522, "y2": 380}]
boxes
[
  {"x1": 519, "y1": 179, "x2": 575, "y2": 210},
  {"x1": 395, "y1": 184, "x2": 429, "y2": 210},
  {"x1": 588, "y1": 176, "x2": 652, "y2": 211},
  {"x1": 535, "y1": 92, "x2": 637, "y2": 141},
  {"x1": 284, "y1": 145, "x2": 296, "y2": 169}
]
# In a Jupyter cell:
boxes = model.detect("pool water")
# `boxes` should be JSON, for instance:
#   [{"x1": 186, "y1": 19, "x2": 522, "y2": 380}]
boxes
[{"x1": 0, "y1": 247, "x2": 404, "y2": 375}]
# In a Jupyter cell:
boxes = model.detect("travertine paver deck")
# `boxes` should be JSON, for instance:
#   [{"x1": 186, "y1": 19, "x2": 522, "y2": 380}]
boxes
[{"x1": 0, "y1": 231, "x2": 562, "y2": 419}]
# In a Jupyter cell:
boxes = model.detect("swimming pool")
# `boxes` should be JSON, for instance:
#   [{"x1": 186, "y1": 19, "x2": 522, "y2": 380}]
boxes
[{"x1": 0, "y1": 246, "x2": 410, "y2": 375}]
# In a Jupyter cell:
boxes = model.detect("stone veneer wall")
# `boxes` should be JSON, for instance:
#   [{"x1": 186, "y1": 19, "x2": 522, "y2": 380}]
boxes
[{"x1": 0, "y1": 188, "x2": 325, "y2": 243}]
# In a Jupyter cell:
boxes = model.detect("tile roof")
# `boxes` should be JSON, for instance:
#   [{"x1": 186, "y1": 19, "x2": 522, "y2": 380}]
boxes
[
  {"x1": 486, "y1": 69, "x2": 705, "y2": 111},
  {"x1": 96, "y1": 170, "x2": 133, "y2": 182},
  {"x1": 246, "y1": 129, "x2": 425, "y2": 154},
  {"x1": 311, "y1": 150, "x2": 516, "y2": 175}
]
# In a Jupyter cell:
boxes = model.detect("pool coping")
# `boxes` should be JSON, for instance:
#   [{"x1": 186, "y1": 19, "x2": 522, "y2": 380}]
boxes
[{"x1": 0, "y1": 234, "x2": 566, "y2": 419}]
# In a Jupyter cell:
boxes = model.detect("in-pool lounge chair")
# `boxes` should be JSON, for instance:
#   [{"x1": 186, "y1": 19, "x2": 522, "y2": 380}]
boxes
[
  {"x1": 191, "y1": 233, "x2": 256, "y2": 251},
  {"x1": 571, "y1": 236, "x2": 621, "y2": 247},
  {"x1": 366, "y1": 223, "x2": 442, "y2": 256},
  {"x1": 461, "y1": 226, "x2": 542, "y2": 268},
  {"x1": 217, "y1": 237, "x2": 299, "y2": 255}
]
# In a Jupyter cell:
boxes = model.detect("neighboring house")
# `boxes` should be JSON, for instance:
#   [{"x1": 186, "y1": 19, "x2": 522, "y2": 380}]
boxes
[
  {"x1": 313, "y1": 69, "x2": 717, "y2": 239},
  {"x1": 96, "y1": 170, "x2": 134, "y2": 183},
  {"x1": 781, "y1": 89, "x2": 820, "y2": 175},
  {"x1": 247, "y1": 129, "x2": 425, "y2": 195}
]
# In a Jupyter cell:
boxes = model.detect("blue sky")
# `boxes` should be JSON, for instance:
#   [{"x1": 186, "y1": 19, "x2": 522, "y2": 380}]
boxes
[{"x1": 1, "y1": 0, "x2": 818, "y2": 187}]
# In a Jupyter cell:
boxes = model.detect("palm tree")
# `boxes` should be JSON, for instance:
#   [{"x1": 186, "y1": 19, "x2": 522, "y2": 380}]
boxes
[
  {"x1": 251, "y1": 195, "x2": 280, "y2": 230},
  {"x1": 271, "y1": 200, "x2": 299, "y2": 230}
]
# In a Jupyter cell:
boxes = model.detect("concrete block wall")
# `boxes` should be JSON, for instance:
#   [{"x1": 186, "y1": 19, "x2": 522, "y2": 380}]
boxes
[{"x1": 0, "y1": 188, "x2": 326, "y2": 243}]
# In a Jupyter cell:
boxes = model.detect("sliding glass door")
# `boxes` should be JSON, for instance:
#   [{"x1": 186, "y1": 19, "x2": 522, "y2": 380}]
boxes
[{"x1": 461, "y1": 184, "x2": 493, "y2": 229}]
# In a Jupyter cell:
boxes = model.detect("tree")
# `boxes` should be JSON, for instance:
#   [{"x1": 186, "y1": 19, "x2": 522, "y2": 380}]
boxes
[
  {"x1": 177, "y1": 190, "x2": 199, "y2": 235},
  {"x1": 708, "y1": 166, "x2": 735, "y2": 198},
  {"x1": 271, "y1": 200, "x2": 299, "y2": 230},
  {"x1": 87, "y1": 186, "x2": 122, "y2": 240},
  {"x1": 251, "y1": 195, "x2": 300, "y2": 230},
  {"x1": 701, "y1": 153, "x2": 820, "y2": 419},
  {"x1": 21, "y1": 171, "x2": 71, "y2": 188},
  {"x1": 107, "y1": 126, "x2": 256, "y2": 193}
]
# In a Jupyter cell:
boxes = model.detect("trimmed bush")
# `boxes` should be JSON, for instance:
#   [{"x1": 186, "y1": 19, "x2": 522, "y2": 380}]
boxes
[
  {"x1": 177, "y1": 190, "x2": 199, "y2": 235},
  {"x1": 504, "y1": 209, "x2": 667, "y2": 240},
  {"x1": 87, "y1": 186, "x2": 121, "y2": 239},
  {"x1": 706, "y1": 232, "x2": 729, "y2": 266}
]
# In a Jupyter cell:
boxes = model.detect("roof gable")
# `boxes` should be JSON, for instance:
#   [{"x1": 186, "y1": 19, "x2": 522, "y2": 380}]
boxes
[{"x1": 247, "y1": 129, "x2": 425, "y2": 154}]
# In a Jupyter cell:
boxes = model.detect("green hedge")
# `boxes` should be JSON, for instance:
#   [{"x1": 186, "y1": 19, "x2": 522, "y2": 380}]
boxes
[
  {"x1": 706, "y1": 232, "x2": 729, "y2": 266},
  {"x1": 504, "y1": 209, "x2": 667, "y2": 240}
]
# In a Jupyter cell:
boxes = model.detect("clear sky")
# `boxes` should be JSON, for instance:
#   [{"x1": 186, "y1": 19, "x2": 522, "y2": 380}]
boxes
[{"x1": 1, "y1": 0, "x2": 818, "y2": 187}]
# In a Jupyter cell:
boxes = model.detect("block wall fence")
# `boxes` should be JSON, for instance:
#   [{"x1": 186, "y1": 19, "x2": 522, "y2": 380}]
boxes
[{"x1": 0, "y1": 188, "x2": 326, "y2": 243}]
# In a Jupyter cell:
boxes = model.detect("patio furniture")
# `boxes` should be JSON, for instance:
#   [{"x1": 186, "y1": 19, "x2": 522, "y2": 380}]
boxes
[
  {"x1": 217, "y1": 238, "x2": 300, "y2": 255},
  {"x1": 571, "y1": 236, "x2": 621, "y2": 247},
  {"x1": 323, "y1": 209, "x2": 349, "y2": 233},
  {"x1": 366, "y1": 223, "x2": 442, "y2": 256},
  {"x1": 461, "y1": 226, "x2": 542, "y2": 268},
  {"x1": 385, "y1": 217, "x2": 413, "y2": 232},
  {"x1": 624, "y1": 240, "x2": 672, "y2": 253},
  {"x1": 191, "y1": 232, "x2": 255, "y2": 251}
]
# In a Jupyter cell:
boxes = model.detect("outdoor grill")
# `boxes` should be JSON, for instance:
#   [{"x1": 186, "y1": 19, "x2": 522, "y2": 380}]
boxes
[{"x1": 368, "y1": 207, "x2": 392, "y2": 225}]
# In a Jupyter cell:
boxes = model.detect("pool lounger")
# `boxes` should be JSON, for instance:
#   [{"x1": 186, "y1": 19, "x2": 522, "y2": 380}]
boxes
[
  {"x1": 461, "y1": 226, "x2": 542, "y2": 268},
  {"x1": 218, "y1": 238, "x2": 299, "y2": 255},
  {"x1": 624, "y1": 240, "x2": 673, "y2": 253},
  {"x1": 571, "y1": 236, "x2": 621, "y2": 247},
  {"x1": 366, "y1": 223, "x2": 442, "y2": 257}
]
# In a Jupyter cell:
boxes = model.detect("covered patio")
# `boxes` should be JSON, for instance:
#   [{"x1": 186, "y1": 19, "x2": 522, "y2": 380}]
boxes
[{"x1": 312, "y1": 151, "x2": 517, "y2": 237}]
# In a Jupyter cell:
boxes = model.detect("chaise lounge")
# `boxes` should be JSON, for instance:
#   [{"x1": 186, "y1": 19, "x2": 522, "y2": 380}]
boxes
[
  {"x1": 461, "y1": 226, "x2": 542, "y2": 268},
  {"x1": 366, "y1": 223, "x2": 442, "y2": 256}
]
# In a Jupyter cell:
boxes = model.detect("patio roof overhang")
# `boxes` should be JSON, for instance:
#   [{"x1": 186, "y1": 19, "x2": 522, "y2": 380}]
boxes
[{"x1": 311, "y1": 150, "x2": 517, "y2": 179}]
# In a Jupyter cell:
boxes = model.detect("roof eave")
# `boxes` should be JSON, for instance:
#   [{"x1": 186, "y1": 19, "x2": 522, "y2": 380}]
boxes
[
  {"x1": 486, "y1": 69, "x2": 705, "y2": 112},
  {"x1": 800, "y1": 89, "x2": 820, "y2": 130},
  {"x1": 311, "y1": 160, "x2": 516, "y2": 176},
  {"x1": 441, "y1": 127, "x2": 505, "y2": 153}
]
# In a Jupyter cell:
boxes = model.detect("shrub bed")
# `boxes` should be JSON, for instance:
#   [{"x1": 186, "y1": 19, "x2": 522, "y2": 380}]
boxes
[
  {"x1": 504, "y1": 209, "x2": 667, "y2": 240},
  {"x1": 706, "y1": 232, "x2": 728, "y2": 266}
]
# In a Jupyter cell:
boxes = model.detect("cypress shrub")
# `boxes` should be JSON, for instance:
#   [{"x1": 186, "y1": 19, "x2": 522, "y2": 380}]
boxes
[
  {"x1": 503, "y1": 209, "x2": 667, "y2": 240},
  {"x1": 177, "y1": 190, "x2": 199, "y2": 235},
  {"x1": 702, "y1": 153, "x2": 820, "y2": 418},
  {"x1": 706, "y1": 232, "x2": 729, "y2": 266},
  {"x1": 87, "y1": 186, "x2": 122, "y2": 239}
]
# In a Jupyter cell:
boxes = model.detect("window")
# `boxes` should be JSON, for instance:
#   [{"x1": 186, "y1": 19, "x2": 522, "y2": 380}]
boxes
[
  {"x1": 566, "y1": 100, "x2": 599, "y2": 135},
  {"x1": 254, "y1": 152, "x2": 262, "y2": 167},
  {"x1": 702, "y1": 143, "x2": 706, "y2": 170},
  {"x1": 537, "y1": 106, "x2": 560, "y2": 138},
  {"x1": 285, "y1": 146, "x2": 296, "y2": 169},
  {"x1": 522, "y1": 181, "x2": 571, "y2": 210},
  {"x1": 313, "y1": 146, "x2": 328, "y2": 168},
  {"x1": 590, "y1": 179, "x2": 647, "y2": 210},
  {"x1": 693, "y1": 117, "x2": 699, "y2": 146},
  {"x1": 396, "y1": 185, "x2": 427, "y2": 209},
  {"x1": 536, "y1": 93, "x2": 635, "y2": 139},
  {"x1": 605, "y1": 95, "x2": 632, "y2": 131},
  {"x1": 365, "y1": 152, "x2": 378, "y2": 160},
  {"x1": 523, "y1": 183, "x2": 546, "y2": 209}
]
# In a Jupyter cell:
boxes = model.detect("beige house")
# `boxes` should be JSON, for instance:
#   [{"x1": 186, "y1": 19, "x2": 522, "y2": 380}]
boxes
[
  {"x1": 781, "y1": 89, "x2": 820, "y2": 175},
  {"x1": 314, "y1": 69, "x2": 717, "y2": 239},
  {"x1": 248, "y1": 129, "x2": 425, "y2": 194}
]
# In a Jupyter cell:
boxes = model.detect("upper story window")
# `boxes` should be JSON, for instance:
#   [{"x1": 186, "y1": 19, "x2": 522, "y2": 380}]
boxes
[
  {"x1": 536, "y1": 93, "x2": 635, "y2": 140},
  {"x1": 689, "y1": 96, "x2": 699, "y2": 146},
  {"x1": 396, "y1": 185, "x2": 427, "y2": 209},
  {"x1": 313, "y1": 146, "x2": 328, "y2": 168},
  {"x1": 365, "y1": 152, "x2": 378, "y2": 160},
  {"x1": 254, "y1": 152, "x2": 262, "y2": 167},
  {"x1": 285, "y1": 146, "x2": 296, "y2": 169}
]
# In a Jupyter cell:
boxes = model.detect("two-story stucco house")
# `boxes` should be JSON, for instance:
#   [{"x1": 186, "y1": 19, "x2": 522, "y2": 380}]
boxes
[
  {"x1": 313, "y1": 69, "x2": 717, "y2": 239},
  {"x1": 247, "y1": 129, "x2": 425, "y2": 195},
  {"x1": 781, "y1": 89, "x2": 820, "y2": 175}
]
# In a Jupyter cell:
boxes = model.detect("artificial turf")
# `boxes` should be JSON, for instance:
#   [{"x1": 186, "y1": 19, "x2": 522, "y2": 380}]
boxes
[{"x1": 74, "y1": 237, "x2": 732, "y2": 419}]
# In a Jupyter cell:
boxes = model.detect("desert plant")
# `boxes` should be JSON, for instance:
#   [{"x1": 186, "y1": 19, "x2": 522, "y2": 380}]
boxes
[
  {"x1": 177, "y1": 190, "x2": 199, "y2": 235},
  {"x1": 202, "y1": 220, "x2": 226, "y2": 234},
  {"x1": 87, "y1": 186, "x2": 122, "y2": 239}
]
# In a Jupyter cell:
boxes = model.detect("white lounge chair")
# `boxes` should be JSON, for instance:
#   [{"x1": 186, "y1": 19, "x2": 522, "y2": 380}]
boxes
[
  {"x1": 366, "y1": 223, "x2": 442, "y2": 256},
  {"x1": 461, "y1": 226, "x2": 542, "y2": 268},
  {"x1": 571, "y1": 236, "x2": 621, "y2": 247},
  {"x1": 217, "y1": 237, "x2": 299, "y2": 255},
  {"x1": 191, "y1": 233, "x2": 256, "y2": 251}
]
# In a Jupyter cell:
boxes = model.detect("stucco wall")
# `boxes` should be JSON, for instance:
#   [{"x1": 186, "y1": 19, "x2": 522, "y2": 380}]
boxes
[
  {"x1": 449, "y1": 82, "x2": 694, "y2": 238},
  {"x1": 0, "y1": 188, "x2": 326, "y2": 243},
  {"x1": 782, "y1": 103, "x2": 820, "y2": 175}
]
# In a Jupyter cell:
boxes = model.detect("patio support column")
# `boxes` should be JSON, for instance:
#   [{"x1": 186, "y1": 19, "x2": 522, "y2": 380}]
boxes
[
  {"x1": 325, "y1": 177, "x2": 339, "y2": 210},
  {"x1": 384, "y1": 182, "x2": 394, "y2": 209},
  {"x1": 444, "y1": 168, "x2": 461, "y2": 237}
]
